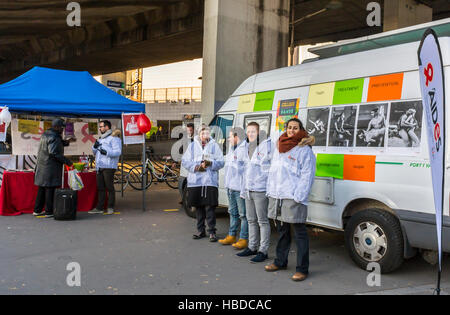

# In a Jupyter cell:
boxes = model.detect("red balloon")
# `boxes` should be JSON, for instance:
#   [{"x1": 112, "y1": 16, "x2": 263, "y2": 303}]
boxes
[{"x1": 137, "y1": 114, "x2": 152, "y2": 134}]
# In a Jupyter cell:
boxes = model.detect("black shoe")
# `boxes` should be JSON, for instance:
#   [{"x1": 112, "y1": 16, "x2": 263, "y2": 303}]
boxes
[
  {"x1": 193, "y1": 232, "x2": 206, "y2": 240},
  {"x1": 209, "y1": 234, "x2": 218, "y2": 242},
  {"x1": 250, "y1": 252, "x2": 268, "y2": 263},
  {"x1": 44, "y1": 214, "x2": 54, "y2": 219},
  {"x1": 237, "y1": 248, "x2": 258, "y2": 257}
]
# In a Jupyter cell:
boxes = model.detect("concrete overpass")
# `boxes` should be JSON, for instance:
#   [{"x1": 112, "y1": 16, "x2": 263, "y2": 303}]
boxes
[{"x1": 0, "y1": 0, "x2": 449, "y2": 120}]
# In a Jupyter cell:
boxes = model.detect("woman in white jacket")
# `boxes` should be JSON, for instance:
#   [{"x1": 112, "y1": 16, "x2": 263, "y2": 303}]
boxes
[
  {"x1": 264, "y1": 118, "x2": 316, "y2": 282},
  {"x1": 181, "y1": 125, "x2": 225, "y2": 242}
]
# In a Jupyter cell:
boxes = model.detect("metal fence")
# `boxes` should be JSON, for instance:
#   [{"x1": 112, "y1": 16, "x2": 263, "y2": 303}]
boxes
[{"x1": 143, "y1": 87, "x2": 202, "y2": 103}]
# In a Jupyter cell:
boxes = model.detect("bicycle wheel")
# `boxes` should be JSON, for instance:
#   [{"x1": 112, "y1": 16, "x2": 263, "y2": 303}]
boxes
[
  {"x1": 164, "y1": 168, "x2": 179, "y2": 189},
  {"x1": 114, "y1": 168, "x2": 129, "y2": 192},
  {"x1": 128, "y1": 165, "x2": 153, "y2": 191}
]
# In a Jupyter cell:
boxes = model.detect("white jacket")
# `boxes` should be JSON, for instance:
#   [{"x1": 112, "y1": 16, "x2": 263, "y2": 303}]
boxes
[
  {"x1": 181, "y1": 137, "x2": 225, "y2": 188},
  {"x1": 224, "y1": 143, "x2": 245, "y2": 192},
  {"x1": 93, "y1": 130, "x2": 122, "y2": 170},
  {"x1": 266, "y1": 138, "x2": 316, "y2": 205},
  {"x1": 240, "y1": 138, "x2": 273, "y2": 198}
]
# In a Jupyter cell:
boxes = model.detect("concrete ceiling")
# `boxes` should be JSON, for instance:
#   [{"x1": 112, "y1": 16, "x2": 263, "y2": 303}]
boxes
[
  {"x1": 0, "y1": 0, "x2": 449, "y2": 82},
  {"x1": 292, "y1": 0, "x2": 450, "y2": 45},
  {"x1": 0, "y1": 0, "x2": 204, "y2": 81}
]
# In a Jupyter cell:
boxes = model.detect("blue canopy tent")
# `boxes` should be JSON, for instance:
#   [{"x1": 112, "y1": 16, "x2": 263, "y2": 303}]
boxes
[
  {"x1": 0, "y1": 66, "x2": 144, "y2": 117},
  {"x1": 0, "y1": 66, "x2": 148, "y2": 209}
]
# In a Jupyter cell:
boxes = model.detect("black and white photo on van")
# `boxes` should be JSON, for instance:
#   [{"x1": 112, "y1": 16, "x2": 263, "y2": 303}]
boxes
[
  {"x1": 306, "y1": 107, "x2": 330, "y2": 146},
  {"x1": 388, "y1": 100, "x2": 423, "y2": 148},
  {"x1": 328, "y1": 105, "x2": 357, "y2": 147},
  {"x1": 356, "y1": 103, "x2": 388, "y2": 147}
]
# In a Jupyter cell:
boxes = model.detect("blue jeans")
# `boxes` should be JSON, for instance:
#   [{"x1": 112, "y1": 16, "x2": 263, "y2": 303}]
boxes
[{"x1": 227, "y1": 189, "x2": 248, "y2": 240}]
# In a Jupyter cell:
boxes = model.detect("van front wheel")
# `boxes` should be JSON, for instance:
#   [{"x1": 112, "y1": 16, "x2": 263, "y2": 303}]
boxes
[
  {"x1": 344, "y1": 209, "x2": 404, "y2": 274},
  {"x1": 182, "y1": 186, "x2": 196, "y2": 218}
]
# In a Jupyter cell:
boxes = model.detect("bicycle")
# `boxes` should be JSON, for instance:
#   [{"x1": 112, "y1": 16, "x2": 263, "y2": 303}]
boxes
[{"x1": 127, "y1": 155, "x2": 179, "y2": 191}]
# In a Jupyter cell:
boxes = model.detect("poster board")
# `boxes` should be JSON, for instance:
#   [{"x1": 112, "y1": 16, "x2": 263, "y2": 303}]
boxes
[
  {"x1": 122, "y1": 113, "x2": 145, "y2": 145},
  {"x1": 276, "y1": 99, "x2": 300, "y2": 132},
  {"x1": 11, "y1": 119, "x2": 100, "y2": 156}
]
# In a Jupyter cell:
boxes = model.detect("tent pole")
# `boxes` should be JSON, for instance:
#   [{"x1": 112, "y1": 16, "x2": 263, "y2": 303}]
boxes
[
  {"x1": 121, "y1": 119, "x2": 124, "y2": 198},
  {"x1": 121, "y1": 144, "x2": 124, "y2": 198},
  {"x1": 142, "y1": 142, "x2": 146, "y2": 212}
]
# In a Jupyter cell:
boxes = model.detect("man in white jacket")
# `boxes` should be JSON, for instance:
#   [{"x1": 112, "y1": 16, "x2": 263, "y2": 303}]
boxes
[
  {"x1": 237, "y1": 122, "x2": 273, "y2": 263},
  {"x1": 89, "y1": 120, "x2": 122, "y2": 215},
  {"x1": 219, "y1": 128, "x2": 248, "y2": 249}
]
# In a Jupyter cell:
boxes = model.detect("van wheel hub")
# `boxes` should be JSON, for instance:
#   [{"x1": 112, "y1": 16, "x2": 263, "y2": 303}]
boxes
[{"x1": 353, "y1": 221, "x2": 387, "y2": 262}]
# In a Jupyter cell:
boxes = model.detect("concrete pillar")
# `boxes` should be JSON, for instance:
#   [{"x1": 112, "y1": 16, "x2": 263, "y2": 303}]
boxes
[
  {"x1": 384, "y1": 0, "x2": 432, "y2": 32},
  {"x1": 201, "y1": 0, "x2": 289, "y2": 124}
]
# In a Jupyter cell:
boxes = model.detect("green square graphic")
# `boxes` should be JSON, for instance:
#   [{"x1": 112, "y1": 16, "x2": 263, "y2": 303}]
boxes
[
  {"x1": 316, "y1": 154, "x2": 344, "y2": 179},
  {"x1": 253, "y1": 91, "x2": 275, "y2": 112},
  {"x1": 333, "y1": 78, "x2": 364, "y2": 105}
]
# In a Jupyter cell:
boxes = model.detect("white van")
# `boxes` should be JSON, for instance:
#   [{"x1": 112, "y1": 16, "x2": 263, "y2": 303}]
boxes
[{"x1": 179, "y1": 19, "x2": 450, "y2": 273}]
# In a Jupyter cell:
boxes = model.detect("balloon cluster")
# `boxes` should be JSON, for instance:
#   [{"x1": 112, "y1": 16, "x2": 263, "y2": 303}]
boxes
[{"x1": 0, "y1": 107, "x2": 11, "y2": 125}]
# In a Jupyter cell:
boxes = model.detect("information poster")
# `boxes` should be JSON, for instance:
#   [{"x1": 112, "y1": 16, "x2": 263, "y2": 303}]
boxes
[
  {"x1": 333, "y1": 78, "x2": 365, "y2": 105},
  {"x1": 276, "y1": 99, "x2": 300, "y2": 132},
  {"x1": 307, "y1": 82, "x2": 335, "y2": 107},
  {"x1": 343, "y1": 155, "x2": 376, "y2": 182},
  {"x1": 12, "y1": 119, "x2": 100, "y2": 156},
  {"x1": 316, "y1": 154, "x2": 344, "y2": 179},
  {"x1": 18, "y1": 120, "x2": 40, "y2": 134},
  {"x1": 122, "y1": 113, "x2": 144, "y2": 145},
  {"x1": 367, "y1": 73, "x2": 404, "y2": 102},
  {"x1": 253, "y1": 91, "x2": 275, "y2": 112},
  {"x1": 237, "y1": 94, "x2": 256, "y2": 113}
]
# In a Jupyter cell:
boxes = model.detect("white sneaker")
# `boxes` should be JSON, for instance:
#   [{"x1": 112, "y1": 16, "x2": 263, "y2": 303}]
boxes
[
  {"x1": 105, "y1": 208, "x2": 114, "y2": 215},
  {"x1": 88, "y1": 209, "x2": 104, "y2": 214}
]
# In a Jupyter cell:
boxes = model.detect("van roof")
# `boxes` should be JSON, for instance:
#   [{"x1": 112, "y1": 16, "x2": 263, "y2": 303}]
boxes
[
  {"x1": 310, "y1": 18, "x2": 450, "y2": 59},
  {"x1": 231, "y1": 19, "x2": 450, "y2": 98}
]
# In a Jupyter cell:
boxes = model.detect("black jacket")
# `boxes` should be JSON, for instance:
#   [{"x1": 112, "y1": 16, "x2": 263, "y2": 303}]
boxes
[{"x1": 34, "y1": 128, "x2": 72, "y2": 187}]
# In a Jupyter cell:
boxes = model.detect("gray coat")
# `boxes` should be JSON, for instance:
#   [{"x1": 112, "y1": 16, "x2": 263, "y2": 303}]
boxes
[
  {"x1": 34, "y1": 129, "x2": 72, "y2": 187},
  {"x1": 268, "y1": 197, "x2": 308, "y2": 224}
]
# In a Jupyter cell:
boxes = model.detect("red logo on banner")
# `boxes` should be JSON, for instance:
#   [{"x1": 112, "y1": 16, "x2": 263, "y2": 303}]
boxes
[
  {"x1": 424, "y1": 63, "x2": 434, "y2": 86},
  {"x1": 434, "y1": 123, "x2": 441, "y2": 141}
]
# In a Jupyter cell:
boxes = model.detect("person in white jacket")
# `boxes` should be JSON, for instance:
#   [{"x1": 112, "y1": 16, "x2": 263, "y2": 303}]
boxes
[
  {"x1": 264, "y1": 118, "x2": 316, "y2": 282},
  {"x1": 181, "y1": 125, "x2": 225, "y2": 242},
  {"x1": 218, "y1": 128, "x2": 248, "y2": 250},
  {"x1": 89, "y1": 120, "x2": 122, "y2": 215},
  {"x1": 237, "y1": 122, "x2": 273, "y2": 263}
]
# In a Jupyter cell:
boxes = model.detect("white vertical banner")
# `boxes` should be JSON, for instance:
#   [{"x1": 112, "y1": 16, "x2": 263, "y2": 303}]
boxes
[{"x1": 418, "y1": 29, "x2": 446, "y2": 277}]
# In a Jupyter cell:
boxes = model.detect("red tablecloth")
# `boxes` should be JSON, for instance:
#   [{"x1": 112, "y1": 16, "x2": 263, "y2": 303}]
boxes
[{"x1": 0, "y1": 171, "x2": 98, "y2": 216}]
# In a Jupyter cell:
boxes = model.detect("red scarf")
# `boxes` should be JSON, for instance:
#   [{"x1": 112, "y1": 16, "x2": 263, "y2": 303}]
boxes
[{"x1": 278, "y1": 130, "x2": 308, "y2": 153}]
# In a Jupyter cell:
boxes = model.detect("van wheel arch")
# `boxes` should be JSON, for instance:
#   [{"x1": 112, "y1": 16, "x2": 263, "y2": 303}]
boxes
[{"x1": 342, "y1": 198, "x2": 394, "y2": 229}]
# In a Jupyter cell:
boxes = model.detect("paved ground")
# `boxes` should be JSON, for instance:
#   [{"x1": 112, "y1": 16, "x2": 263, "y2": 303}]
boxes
[{"x1": 0, "y1": 186, "x2": 449, "y2": 295}]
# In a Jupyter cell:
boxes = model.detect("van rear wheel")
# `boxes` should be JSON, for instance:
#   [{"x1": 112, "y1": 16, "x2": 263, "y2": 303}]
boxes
[{"x1": 344, "y1": 209, "x2": 404, "y2": 274}]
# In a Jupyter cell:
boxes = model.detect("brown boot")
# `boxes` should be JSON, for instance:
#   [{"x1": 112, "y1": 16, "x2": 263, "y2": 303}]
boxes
[
  {"x1": 264, "y1": 263, "x2": 286, "y2": 272},
  {"x1": 218, "y1": 235, "x2": 236, "y2": 245},
  {"x1": 292, "y1": 272, "x2": 307, "y2": 282},
  {"x1": 232, "y1": 239, "x2": 248, "y2": 250}
]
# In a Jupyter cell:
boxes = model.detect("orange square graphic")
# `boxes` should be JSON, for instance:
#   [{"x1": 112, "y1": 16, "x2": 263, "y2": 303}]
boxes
[
  {"x1": 343, "y1": 155, "x2": 376, "y2": 182},
  {"x1": 367, "y1": 73, "x2": 404, "y2": 102}
]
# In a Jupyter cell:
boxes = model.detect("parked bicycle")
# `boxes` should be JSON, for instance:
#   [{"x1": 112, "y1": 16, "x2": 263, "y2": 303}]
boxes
[{"x1": 127, "y1": 155, "x2": 179, "y2": 190}]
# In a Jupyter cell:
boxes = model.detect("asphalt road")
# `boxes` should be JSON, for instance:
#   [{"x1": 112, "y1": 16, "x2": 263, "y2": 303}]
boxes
[{"x1": 0, "y1": 187, "x2": 448, "y2": 295}]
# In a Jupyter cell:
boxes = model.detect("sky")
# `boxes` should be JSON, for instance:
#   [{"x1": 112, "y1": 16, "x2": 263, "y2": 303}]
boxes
[{"x1": 142, "y1": 58, "x2": 203, "y2": 89}]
